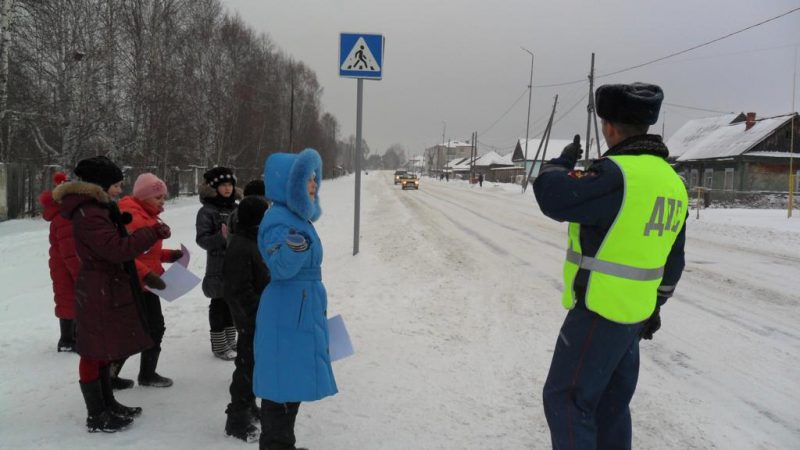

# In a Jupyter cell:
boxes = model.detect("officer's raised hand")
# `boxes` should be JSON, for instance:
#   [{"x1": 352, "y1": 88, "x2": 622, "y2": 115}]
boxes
[{"x1": 560, "y1": 134, "x2": 583, "y2": 165}]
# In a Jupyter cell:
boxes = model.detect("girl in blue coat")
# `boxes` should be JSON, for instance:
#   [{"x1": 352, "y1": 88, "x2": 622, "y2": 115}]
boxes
[{"x1": 254, "y1": 148, "x2": 337, "y2": 450}]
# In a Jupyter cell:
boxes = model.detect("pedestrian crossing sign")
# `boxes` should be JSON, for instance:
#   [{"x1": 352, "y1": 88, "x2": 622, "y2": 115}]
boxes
[{"x1": 339, "y1": 33, "x2": 384, "y2": 79}]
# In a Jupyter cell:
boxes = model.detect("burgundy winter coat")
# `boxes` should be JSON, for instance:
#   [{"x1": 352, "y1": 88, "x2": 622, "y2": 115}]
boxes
[
  {"x1": 54, "y1": 181, "x2": 158, "y2": 361},
  {"x1": 39, "y1": 189, "x2": 81, "y2": 319}
]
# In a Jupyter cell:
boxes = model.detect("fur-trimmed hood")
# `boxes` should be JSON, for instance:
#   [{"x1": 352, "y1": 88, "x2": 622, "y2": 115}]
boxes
[
  {"x1": 53, "y1": 181, "x2": 111, "y2": 221},
  {"x1": 52, "y1": 180, "x2": 111, "y2": 204},
  {"x1": 264, "y1": 148, "x2": 322, "y2": 222}
]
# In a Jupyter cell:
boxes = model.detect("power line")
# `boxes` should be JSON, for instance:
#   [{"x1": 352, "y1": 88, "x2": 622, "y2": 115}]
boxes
[
  {"x1": 532, "y1": 7, "x2": 800, "y2": 88},
  {"x1": 663, "y1": 102, "x2": 735, "y2": 114},
  {"x1": 599, "y1": 7, "x2": 800, "y2": 78},
  {"x1": 478, "y1": 87, "x2": 529, "y2": 136}
]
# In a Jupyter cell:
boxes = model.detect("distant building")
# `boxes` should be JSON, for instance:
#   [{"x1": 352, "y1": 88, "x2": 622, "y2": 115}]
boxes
[
  {"x1": 667, "y1": 112, "x2": 800, "y2": 201},
  {"x1": 471, "y1": 151, "x2": 517, "y2": 182},
  {"x1": 424, "y1": 140, "x2": 473, "y2": 176}
]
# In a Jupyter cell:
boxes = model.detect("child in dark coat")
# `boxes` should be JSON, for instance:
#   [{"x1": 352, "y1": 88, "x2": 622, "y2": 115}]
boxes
[
  {"x1": 223, "y1": 196, "x2": 270, "y2": 442},
  {"x1": 196, "y1": 167, "x2": 241, "y2": 360}
]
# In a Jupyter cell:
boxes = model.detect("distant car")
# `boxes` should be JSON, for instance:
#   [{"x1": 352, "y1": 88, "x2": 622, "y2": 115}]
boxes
[
  {"x1": 400, "y1": 173, "x2": 419, "y2": 190},
  {"x1": 394, "y1": 170, "x2": 408, "y2": 185}
]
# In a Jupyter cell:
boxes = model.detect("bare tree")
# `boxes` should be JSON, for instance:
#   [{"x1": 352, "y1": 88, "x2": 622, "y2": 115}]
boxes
[{"x1": 2, "y1": 0, "x2": 344, "y2": 181}]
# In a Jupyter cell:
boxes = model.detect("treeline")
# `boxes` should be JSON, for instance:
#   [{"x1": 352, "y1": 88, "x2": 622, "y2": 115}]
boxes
[{"x1": 0, "y1": 0, "x2": 352, "y2": 179}]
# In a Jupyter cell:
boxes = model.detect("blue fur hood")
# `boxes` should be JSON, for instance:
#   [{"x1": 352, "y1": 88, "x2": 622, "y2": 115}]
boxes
[{"x1": 264, "y1": 148, "x2": 322, "y2": 222}]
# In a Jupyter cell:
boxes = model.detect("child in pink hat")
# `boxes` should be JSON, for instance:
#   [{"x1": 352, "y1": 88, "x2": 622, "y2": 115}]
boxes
[{"x1": 117, "y1": 173, "x2": 182, "y2": 388}]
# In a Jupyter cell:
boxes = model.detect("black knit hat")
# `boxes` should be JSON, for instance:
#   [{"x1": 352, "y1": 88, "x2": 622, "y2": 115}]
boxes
[
  {"x1": 595, "y1": 82, "x2": 664, "y2": 126},
  {"x1": 73, "y1": 156, "x2": 123, "y2": 190},
  {"x1": 203, "y1": 166, "x2": 236, "y2": 188},
  {"x1": 243, "y1": 179, "x2": 265, "y2": 197},
  {"x1": 237, "y1": 196, "x2": 269, "y2": 229}
]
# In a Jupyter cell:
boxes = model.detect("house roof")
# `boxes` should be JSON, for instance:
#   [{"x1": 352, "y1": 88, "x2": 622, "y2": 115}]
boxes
[
  {"x1": 668, "y1": 113, "x2": 795, "y2": 161},
  {"x1": 474, "y1": 151, "x2": 515, "y2": 167}
]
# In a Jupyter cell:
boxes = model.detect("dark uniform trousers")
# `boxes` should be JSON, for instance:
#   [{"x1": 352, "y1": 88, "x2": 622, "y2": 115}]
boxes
[{"x1": 543, "y1": 306, "x2": 644, "y2": 450}]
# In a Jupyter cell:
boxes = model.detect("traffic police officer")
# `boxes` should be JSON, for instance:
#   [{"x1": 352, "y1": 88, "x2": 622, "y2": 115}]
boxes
[{"x1": 533, "y1": 82, "x2": 687, "y2": 449}]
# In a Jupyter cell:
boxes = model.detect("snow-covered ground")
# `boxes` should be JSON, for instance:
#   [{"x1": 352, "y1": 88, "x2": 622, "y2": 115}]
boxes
[{"x1": 1, "y1": 171, "x2": 798, "y2": 449}]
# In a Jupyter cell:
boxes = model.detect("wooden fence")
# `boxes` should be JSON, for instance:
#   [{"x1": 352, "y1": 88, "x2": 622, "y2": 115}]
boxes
[{"x1": 0, "y1": 164, "x2": 265, "y2": 221}]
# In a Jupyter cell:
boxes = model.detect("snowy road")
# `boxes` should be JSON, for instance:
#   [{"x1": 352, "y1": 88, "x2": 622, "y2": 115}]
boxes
[{"x1": 1, "y1": 171, "x2": 798, "y2": 449}]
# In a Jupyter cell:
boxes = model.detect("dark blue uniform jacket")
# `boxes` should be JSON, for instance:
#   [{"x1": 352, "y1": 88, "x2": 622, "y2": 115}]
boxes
[{"x1": 532, "y1": 135, "x2": 686, "y2": 309}]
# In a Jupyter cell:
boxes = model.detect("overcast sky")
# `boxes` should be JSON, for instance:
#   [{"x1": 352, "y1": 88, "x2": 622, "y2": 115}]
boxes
[{"x1": 220, "y1": 0, "x2": 800, "y2": 158}]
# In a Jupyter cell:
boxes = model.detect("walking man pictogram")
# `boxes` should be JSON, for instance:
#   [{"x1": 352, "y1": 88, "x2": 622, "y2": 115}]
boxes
[{"x1": 348, "y1": 45, "x2": 373, "y2": 70}]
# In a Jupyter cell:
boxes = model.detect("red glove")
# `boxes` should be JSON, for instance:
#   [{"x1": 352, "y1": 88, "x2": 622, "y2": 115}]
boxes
[{"x1": 150, "y1": 223, "x2": 171, "y2": 240}]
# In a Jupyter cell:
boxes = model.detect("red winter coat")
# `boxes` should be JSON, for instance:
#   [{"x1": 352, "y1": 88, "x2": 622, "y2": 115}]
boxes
[
  {"x1": 118, "y1": 196, "x2": 178, "y2": 290},
  {"x1": 54, "y1": 181, "x2": 157, "y2": 361},
  {"x1": 39, "y1": 189, "x2": 80, "y2": 319}
]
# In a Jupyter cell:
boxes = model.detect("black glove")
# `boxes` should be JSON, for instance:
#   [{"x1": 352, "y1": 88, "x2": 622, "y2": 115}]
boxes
[
  {"x1": 560, "y1": 134, "x2": 583, "y2": 164},
  {"x1": 640, "y1": 306, "x2": 661, "y2": 340},
  {"x1": 143, "y1": 272, "x2": 166, "y2": 290},
  {"x1": 150, "y1": 223, "x2": 171, "y2": 240},
  {"x1": 167, "y1": 249, "x2": 183, "y2": 263}
]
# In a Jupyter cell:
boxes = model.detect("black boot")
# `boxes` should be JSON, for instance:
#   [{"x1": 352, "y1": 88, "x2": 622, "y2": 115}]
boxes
[
  {"x1": 80, "y1": 380, "x2": 132, "y2": 433},
  {"x1": 108, "y1": 359, "x2": 135, "y2": 390},
  {"x1": 225, "y1": 406, "x2": 260, "y2": 443},
  {"x1": 57, "y1": 318, "x2": 76, "y2": 352},
  {"x1": 260, "y1": 400, "x2": 306, "y2": 450},
  {"x1": 138, "y1": 348, "x2": 173, "y2": 387},
  {"x1": 100, "y1": 365, "x2": 142, "y2": 419},
  {"x1": 250, "y1": 401, "x2": 261, "y2": 426}
]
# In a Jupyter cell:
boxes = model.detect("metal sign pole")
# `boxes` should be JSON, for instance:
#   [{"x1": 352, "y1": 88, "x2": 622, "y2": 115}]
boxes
[
  {"x1": 353, "y1": 78, "x2": 363, "y2": 255},
  {"x1": 340, "y1": 32, "x2": 383, "y2": 255}
]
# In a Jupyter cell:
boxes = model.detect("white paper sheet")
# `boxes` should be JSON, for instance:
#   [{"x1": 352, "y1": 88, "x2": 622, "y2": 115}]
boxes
[
  {"x1": 328, "y1": 314, "x2": 354, "y2": 362},
  {"x1": 176, "y1": 243, "x2": 190, "y2": 268},
  {"x1": 149, "y1": 261, "x2": 201, "y2": 302}
]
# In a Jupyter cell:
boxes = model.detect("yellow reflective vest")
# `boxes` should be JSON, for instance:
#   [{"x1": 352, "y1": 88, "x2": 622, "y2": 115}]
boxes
[{"x1": 562, "y1": 154, "x2": 688, "y2": 324}]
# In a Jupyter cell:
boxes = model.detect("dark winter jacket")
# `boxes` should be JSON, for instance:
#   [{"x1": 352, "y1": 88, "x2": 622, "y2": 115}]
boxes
[
  {"x1": 223, "y1": 225, "x2": 270, "y2": 334},
  {"x1": 533, "y1": 135, "x2": 686, "y2": 307},
  {"x1": 226, "y1": 196, "x2": 269, "y2": 244},
  {"x1": 54, "y1": 181, "x2": 157, "y2": 361},
  {"x1": 39, "y1": 188, "x2": 81, "y2": 319},
  {"x1": 195, "y1": 184, "x2": 242, "y2": 298}
]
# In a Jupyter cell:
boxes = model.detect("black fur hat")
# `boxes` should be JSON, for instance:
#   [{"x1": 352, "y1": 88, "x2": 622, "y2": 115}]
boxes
[
  {"x1": 203, "y1": 166, "x2": 236, "y2": 188},
  {"x1": 595, "y1": 83, "x2": 663, "y2": 125},
  {"x1": 237, "y1": 196, "x2": 269, "y2": 229},
  {"x1": 73, "y1": 156, "x2": 123, "y2": 190}
]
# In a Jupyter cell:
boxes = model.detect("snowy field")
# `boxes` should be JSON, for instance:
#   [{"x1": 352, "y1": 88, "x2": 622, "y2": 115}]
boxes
[{"x1": 1, "y1": 171, "x2": 799, "y2": 449}]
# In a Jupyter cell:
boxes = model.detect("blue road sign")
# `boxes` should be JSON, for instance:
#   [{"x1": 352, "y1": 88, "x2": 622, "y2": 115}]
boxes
[{"x1": 339, "y1": 33, "x2": 384, "y2": 79}]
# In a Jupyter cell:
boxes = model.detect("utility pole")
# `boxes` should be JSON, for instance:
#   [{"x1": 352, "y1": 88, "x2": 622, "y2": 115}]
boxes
[
  {"x1": 471, "y1": 131, "x2": 477, "y2": 183},
  {"x1": 524, "y1": 94, "x2": 558, "y2": 192},
  {"x1": 521, "y1": 47, "x2": 534, "y2": 191},
  {"x1": 288, "y1": 71, "x2": 295, "y2": 152},
  {"x1": 441, "y1": 121, "x2": 446, "y2": 177},
  {"x1": 584, "y1": 53, "x2": 597, "y2": 166},
  {"x1": 789, "y1": 46, "x2": 797, "y2": 218}
]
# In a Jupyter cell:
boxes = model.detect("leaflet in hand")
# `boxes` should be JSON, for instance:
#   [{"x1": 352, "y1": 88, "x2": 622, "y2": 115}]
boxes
[
  {"x1": 328, "y1": 315, "x2": 354, "y2": 362},
  {"x1": 150, "y1": 244, "x2": 200, "y2": 302}
]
